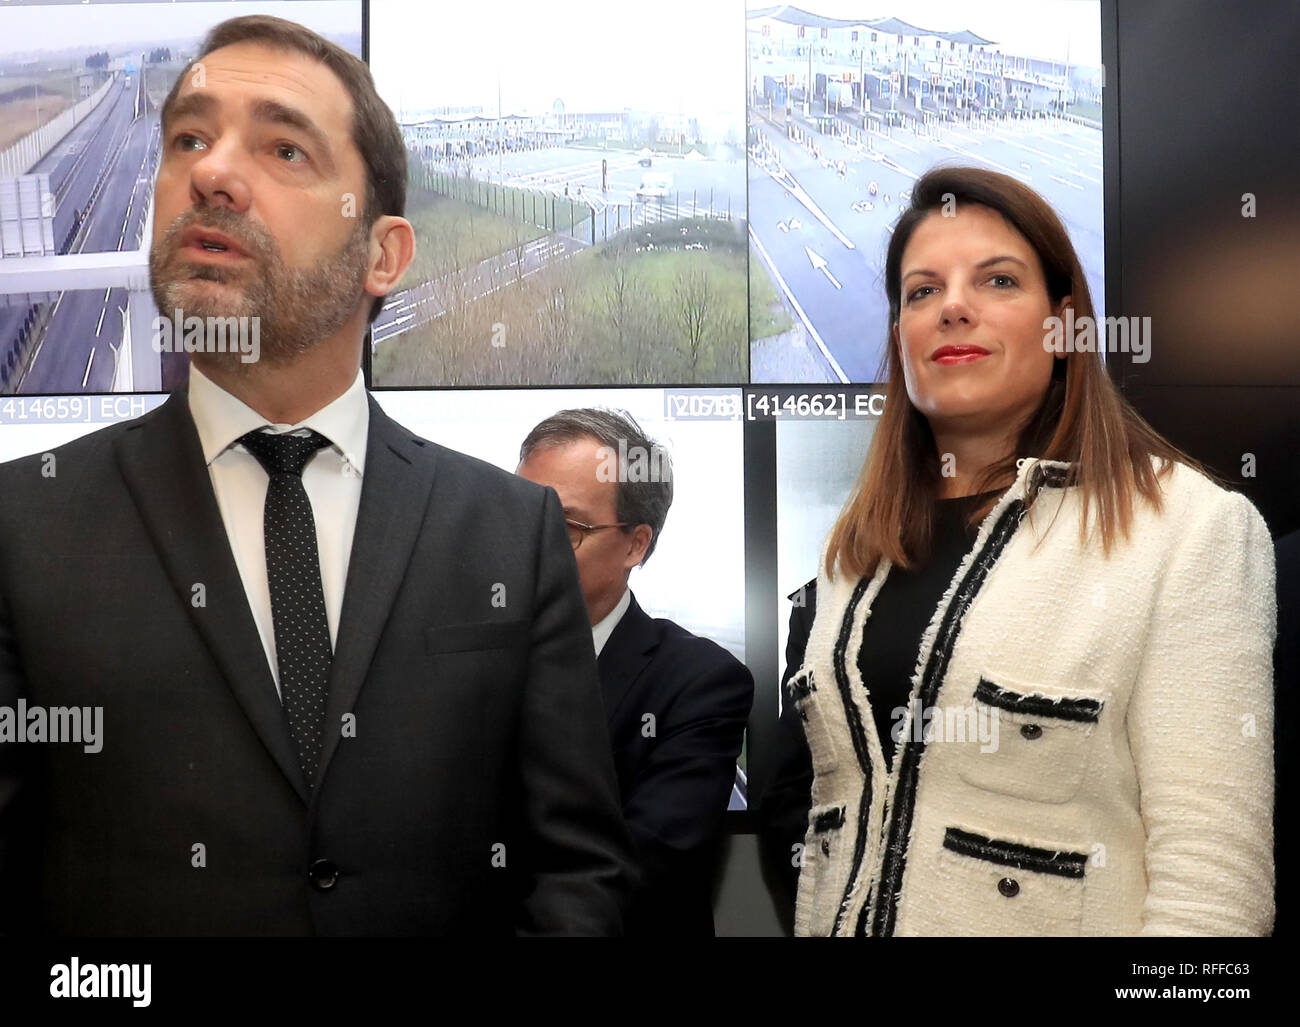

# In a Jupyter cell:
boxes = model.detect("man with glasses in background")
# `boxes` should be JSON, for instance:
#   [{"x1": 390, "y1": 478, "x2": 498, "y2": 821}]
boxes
[{"x1": 518, "y1": 408, "x2": 753, "y2": 936}]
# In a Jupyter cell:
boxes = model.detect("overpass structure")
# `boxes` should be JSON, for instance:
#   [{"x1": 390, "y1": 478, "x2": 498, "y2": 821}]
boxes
[{"x1": 1, "y1": 71, "x2": 161, "y2": 394}]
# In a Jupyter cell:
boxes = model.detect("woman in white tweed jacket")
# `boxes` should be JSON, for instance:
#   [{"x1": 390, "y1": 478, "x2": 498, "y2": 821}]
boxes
[{"x1": 785, "y1": 167, "x2": 1275, "y2": 936}]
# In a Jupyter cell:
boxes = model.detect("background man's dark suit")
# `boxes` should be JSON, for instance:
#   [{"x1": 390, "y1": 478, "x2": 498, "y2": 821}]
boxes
[
  {"x1": 0, "y1": 388, "x2": 633, "y2": 935},
  {"x1": 596, "y1": 591, "x2": 752, "y2": 935}
]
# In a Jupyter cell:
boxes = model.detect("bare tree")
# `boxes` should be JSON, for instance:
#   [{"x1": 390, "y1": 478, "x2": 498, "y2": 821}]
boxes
[
  {"x1": 510, "y1": 227, "x2": 529, "y2": 286},
  {"x1": 674, "y1": 266, "x2": 714, "y2": 372},
  {"x1": 602, "y1": 259, "x2": 641, "y2": 350},
  {"x1": 536, "y1": 258, "x2": 579, "y2": 372}
]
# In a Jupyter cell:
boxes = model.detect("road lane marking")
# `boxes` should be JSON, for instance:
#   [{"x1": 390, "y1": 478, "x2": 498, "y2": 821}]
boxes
[
  {"x1": 805, "y1": 246, "x2": 842, "y2": 289},
  {"x1": 750, "y1": 227, "x2": 849, "y2": 383}
]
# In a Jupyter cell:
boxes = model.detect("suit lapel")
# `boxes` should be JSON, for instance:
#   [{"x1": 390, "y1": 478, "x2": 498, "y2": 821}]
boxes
[
  {"x1": 115, "y1": 388, "x2": 310, "y2": 805},
  {"x1": 596, "y1": 592, "x2": 660, "y2": 722},
  {"x1": 311, "y1": 394, "x2": 438, "y2": 793},
  {"x1": 115, "y1": 389, "x2": 438, "y2": 804}
]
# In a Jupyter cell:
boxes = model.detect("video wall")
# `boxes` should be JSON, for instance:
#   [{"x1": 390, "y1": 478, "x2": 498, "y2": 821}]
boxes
[{"x1": 0, "y1": 0, "x2": 1109, "y2": 811}]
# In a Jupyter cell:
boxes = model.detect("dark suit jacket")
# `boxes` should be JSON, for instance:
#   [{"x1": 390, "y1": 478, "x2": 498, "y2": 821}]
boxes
[
  {"x1": 0, "y1": 387, "x2": 633, "y2": 936},
  {"x1": 596, "y1": 591, "x2": 753, "y2": 936}
]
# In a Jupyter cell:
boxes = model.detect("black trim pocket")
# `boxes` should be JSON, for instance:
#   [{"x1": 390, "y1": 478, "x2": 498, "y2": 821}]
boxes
[
  {"x1": 790, "y1": 667, "x2": 842, "y2": 774},
  {"x1": 942, "y1": 827, "x2": 1087, "y2": 878},
  {"x1": 974, "y1": 677, "x2": 1103, "y2": 723},
  {"x1": 812, "y1": 806, "x2": 846, "y2": 834},
  {"x1": 917, "y1": 825, "x2": 1090, "y2": 935},
  {"x1": 955, "y1": 673, "x2": 1104, "y2": 804},
  {"x1": 798, "y1": 802, "x2": 853, "y2": 937}
]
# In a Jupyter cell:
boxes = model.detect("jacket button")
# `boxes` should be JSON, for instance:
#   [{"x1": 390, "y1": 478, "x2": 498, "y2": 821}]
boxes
[
  {"x1": 1020, "y1": 723, "x2": 1043, "y2": 740},
  {"x1": 309, "y1": 858, "x2": 340, "y2": 891},
  {"x1": 998, "y1": 877, "x2": 1020, "y2": 898}
]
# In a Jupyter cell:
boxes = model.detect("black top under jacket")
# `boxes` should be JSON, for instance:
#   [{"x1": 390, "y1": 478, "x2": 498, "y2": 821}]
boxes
[{"x1": 755, "y1": 491, "x2": 995, "y2": 921}]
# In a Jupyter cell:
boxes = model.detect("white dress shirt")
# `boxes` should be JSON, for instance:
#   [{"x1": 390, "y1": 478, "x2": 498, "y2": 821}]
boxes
[
  {"x1": 187, "y1": 362, "x2": 369, "y2": 697},
  {"x1": 591, "y1": 587, "x2": 632, "y2": 657}
]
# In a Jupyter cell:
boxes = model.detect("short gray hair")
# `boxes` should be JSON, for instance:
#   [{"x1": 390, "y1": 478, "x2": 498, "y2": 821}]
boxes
[{"x1": 519, "y1": 408, "x2": 673, "y2": 564}]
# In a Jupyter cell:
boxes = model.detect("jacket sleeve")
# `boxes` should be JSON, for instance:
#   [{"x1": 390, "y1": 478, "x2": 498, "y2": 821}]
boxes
[
  {"x1": 1127, "y1": 487, "x2": 1276, "y2": 935},
  {"x1": 514, "y1": 485, "x2": 636, "y2": 936},
  {"x1": 0, "y1": 499, "x2": 34, "y2": 937},
  {"x1": 619, "y1": 641, "x2": 753, "y2": 930}
]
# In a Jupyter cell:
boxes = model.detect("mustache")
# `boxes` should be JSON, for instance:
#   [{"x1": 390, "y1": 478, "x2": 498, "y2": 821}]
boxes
[{"x1": 165, "y1": 209, "x2": 272, "y2": 261}]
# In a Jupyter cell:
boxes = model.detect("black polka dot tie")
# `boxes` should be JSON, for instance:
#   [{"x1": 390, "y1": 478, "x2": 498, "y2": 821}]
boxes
[{"x1": 239, "y1": 428, "x2": 334, "y2": 789}]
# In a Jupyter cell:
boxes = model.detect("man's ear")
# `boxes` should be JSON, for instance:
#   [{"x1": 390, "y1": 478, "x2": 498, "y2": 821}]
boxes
[
  {"x1": 625, "y1": 524, "x2": 653, "y2": 570},
  {"x1": 364, "y1": 215, "x2": 416, "y2": 299}
]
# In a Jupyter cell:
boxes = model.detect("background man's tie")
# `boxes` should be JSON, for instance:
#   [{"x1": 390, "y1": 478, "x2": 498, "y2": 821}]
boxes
[{"x1": 239, "y1": 428, "x2": 334, "y2": 789}]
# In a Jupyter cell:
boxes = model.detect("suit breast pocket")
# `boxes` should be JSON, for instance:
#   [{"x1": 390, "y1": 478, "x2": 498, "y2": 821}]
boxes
[
  {"x1": 425, "y1": 619, "x2": 530, "y2": 655},
  {"x1": 423, "y1": 621, "x2": 531, "y2": 735},
  {"x1": 956, "y1": 673, "x2": 1104, "y2": 805},
  {"x1": 925, "y1": 826, "x2": 1089, "y2": 936}
]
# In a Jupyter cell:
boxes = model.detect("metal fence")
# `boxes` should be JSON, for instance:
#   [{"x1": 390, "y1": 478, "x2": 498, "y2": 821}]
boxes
[{"x1": 417, "y1": 164, "x2": 735, "y2": 247}]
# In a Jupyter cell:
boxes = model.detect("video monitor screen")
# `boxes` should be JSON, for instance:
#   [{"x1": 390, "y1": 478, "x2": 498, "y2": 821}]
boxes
[
  {"x1": 0, "y1": 0, "x2": 363, "y2": 397},
  {"x1": 747, "y1": 1, "x2": 1104, "y2": 383},
  {"x1": 367, "y1": 0, "x2": 749, "y2": 388}
]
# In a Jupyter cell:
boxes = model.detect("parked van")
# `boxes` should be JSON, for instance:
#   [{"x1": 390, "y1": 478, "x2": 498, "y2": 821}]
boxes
[{"x1": 636, "y1": 172, "x2": 673, "y2": 200}]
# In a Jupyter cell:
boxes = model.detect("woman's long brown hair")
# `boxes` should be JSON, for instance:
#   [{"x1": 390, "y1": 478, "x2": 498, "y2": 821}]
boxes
[{"x1": 825, "y1": 165, "x2": 1208, "y2": 581}]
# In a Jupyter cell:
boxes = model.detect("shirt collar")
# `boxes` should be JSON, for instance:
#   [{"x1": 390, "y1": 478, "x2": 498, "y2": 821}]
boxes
[
  {"x1": 187, "y1": 362, "x2": 368, "y2": 475},
  {"x1": 592, "y1": 587, "x2": 632, "y2": 657}
]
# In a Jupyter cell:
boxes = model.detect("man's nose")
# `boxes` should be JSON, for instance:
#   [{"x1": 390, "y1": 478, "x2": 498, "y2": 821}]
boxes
[{"x1": 188, "y1": 141, "x2": 253, "y2": 213}]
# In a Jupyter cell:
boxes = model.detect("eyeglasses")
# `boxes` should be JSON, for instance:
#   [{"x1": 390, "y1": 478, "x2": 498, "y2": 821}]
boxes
[{"x1": 565, "y1": 517, "x2": 631, "y2": 551}]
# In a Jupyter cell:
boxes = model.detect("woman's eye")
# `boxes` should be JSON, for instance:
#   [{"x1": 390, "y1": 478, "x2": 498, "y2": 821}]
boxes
[
  {"x1": 907, "y1": 285, "x2": 936, "y2": 302},
  {"x1": 990, "y1": 273, "x2": 1016, "y2": 287}
]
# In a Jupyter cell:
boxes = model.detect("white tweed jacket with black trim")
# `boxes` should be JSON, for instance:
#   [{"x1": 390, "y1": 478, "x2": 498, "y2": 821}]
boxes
[{"x1": 791, "y1": 456, "x2": 1276, "y2": 936}]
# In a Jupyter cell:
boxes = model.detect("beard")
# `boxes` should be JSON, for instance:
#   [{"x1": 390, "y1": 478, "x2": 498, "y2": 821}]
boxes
[{"x1": 149, "y1": 205, "x2": 373, "y2": 372}]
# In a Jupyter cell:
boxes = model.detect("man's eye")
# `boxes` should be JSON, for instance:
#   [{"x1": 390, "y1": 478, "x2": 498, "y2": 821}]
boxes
[
  {"x1": 173, "y1": 133, "x2": 203, "y2": 152},
  {"x1": 276, "y1": 143, "x2": 306, "y2": 163}
]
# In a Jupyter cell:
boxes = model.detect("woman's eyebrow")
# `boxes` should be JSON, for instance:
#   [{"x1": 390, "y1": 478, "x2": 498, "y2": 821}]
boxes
[{"x1": 902, "y1": 255, "x2": 1029, "y2": 285}]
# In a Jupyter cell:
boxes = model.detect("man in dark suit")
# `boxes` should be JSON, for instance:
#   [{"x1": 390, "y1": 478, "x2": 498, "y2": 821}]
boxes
[
  {"x1": 0, "y1": 15, "x2": 632, "y2": 935},
  {"x1": 517, "y1": 408, "x2": 753, "y2": 935}
]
